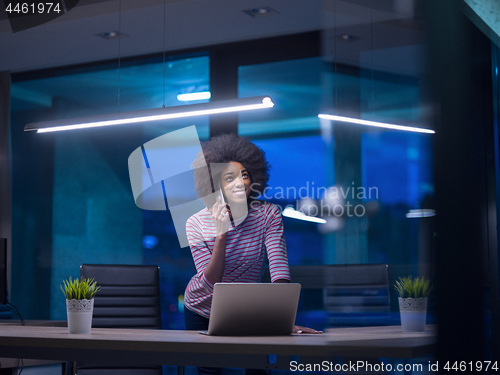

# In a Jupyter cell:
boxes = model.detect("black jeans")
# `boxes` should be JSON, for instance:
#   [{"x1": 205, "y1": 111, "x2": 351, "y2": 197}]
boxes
[{"x1": 184, "y1": 307, "x2": 271, "y2": 375}]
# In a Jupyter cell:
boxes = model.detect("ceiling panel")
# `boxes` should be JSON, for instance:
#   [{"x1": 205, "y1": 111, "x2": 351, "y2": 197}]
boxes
[{"x1": 0, "y1": 0, "x2": 425, "y2": 75}]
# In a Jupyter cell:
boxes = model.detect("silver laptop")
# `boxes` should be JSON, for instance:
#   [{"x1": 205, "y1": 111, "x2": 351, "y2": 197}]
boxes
[{"x1": 199, "y1": 282, "x2": 301, "y2": 336}]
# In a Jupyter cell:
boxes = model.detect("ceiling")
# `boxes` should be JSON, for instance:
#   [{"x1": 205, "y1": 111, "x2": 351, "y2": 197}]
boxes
[{"x1": 0, "y1": 0, "x2": 426, "y2": 75}]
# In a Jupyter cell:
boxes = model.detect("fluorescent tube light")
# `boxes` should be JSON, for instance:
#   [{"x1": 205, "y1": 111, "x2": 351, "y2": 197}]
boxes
[
  {"x1": 405, "y1": 209, "x2": 436, "y2": 218},
  {"x1": 25, "y1": 96, "x2": 274, "y2": 133},
  {"x1": 282, "y1": 207, "x2": 326, "y2": 224},
  {"x1": 177, "y1": 92, "x2": 211, "y2": 101},
  {"x1": 318, "y1": 114, "x2": 435, "y2": 134}
]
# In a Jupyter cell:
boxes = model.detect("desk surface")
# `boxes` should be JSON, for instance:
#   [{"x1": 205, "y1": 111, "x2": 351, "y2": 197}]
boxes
[{"x1": 0, "y1": 324, "x2": 436, "y2": 369}]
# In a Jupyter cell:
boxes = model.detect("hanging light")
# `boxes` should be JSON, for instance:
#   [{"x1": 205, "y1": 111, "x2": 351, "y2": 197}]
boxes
[
  {"x1": 25, "y1": 96, "x2": 274, "y2": 133},
  {"x1": 177, "y1": 92, "x2": 211, "y2": 101},
  {"x1": 282, "y1": 207, "x2": 326, "y2": 224},
  {"x1": 25, "y1": 0, "x2": 273, "y2": 134},
  {"x1": 318, "y1": 114, "x2": 435, "y2": 134},
  {"x1": 322, "y1": 3, "x2": 434, "y2": 135},
  {"x1": 406, "y1": 209, "x2": 436, "y2": 218}
]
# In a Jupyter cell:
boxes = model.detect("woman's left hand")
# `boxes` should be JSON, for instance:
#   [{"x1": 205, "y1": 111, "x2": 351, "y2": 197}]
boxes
[{"x1": 293, "y1": 325, "x2": 323, "y2": 334}]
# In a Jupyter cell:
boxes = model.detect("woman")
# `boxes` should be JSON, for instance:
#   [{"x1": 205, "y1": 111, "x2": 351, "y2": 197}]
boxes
[{"x1": 184, "y1": 134, "x2": 320, "y2": 375}]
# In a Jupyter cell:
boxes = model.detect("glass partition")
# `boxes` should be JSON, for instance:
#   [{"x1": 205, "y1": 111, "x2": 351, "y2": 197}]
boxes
[
  {"x1": 238, "y1": 55, "x2": 434, "y2": 329},
  {"x1": 6, "y1": 0, "x2": 500, "y2": 370},
  {"x1": 10, "y1": 55, "x2": 210, "y2": 323},
  {"x1": 10, "y1": 29, "x2": 434, "y2": 336}
]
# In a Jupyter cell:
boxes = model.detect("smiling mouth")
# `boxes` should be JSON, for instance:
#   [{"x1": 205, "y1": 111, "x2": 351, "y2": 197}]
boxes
[{"x1": 232, "y1": 189, "x2": 246, "y2": 195}]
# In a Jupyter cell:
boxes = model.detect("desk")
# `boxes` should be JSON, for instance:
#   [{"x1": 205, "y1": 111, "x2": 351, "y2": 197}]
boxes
[
  {"x1": 0, "y1": 321, "x2": 68, "y2": 374},
  {"x1": 0, "y1": 320, "x2": 66, "y2": 326},
  {"x1": 0, "y1": 325, "x2": 436, "y2": 370}
]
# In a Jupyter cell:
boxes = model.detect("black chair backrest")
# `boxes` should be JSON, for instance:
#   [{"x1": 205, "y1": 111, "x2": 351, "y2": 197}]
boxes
[
  {"x1": 77, "y1": 264, "x2": 163, "y2": 375},
  {"x1": 262, "y1": 263, "x2": 390, "y2": 312},
  {"x1": 80, "y1": 264, "x2": 161, "y2": 329},
  {"x1": 321, "y1": 264, "x2": 389, "y2": 313}
]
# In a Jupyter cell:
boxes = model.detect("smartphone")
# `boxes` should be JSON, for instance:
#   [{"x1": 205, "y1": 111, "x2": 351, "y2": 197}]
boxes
[
  {"x1": 219, "y1": 186, "x2": 226, "y2": 206},
  {"x1": 219, "y1": 185, "x2": 234, "y2": 227}
]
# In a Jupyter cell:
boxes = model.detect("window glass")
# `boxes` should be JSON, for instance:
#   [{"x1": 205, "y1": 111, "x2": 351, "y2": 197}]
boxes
[
  {"x1": 9, "y1": 48, "x2": 434, "y2": 331},
  {"x1": 239, "y1": 57, "x2": 328, "y2": 267},
  {"x1": 239, "y1": 57, "x2": 328, "y2": 137},
  {"x1": 10, "y1": 55, "x2": 209, "y2": 323},
  {"x1": 238, "y1": 56, "x2": 434, "y2": 328}
]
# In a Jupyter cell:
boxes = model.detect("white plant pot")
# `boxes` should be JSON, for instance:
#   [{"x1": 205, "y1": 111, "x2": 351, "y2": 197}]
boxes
[
  {"x1": 66, "y1": 299, "x2": 94, "y2": 334},
  {"x1": 398, "y1": 297, "x2": 427, "y2": 332}
]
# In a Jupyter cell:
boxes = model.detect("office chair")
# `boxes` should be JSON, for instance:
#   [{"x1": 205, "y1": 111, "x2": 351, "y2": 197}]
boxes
[
  {"x1": 75, "y1": 264, "x2": 163, "y2": 375},
  {"x1": 263, "y1": 263, "x2": 390, "y2": 328},
  {"x1": 269, "y1": 264, "x2": 390, "y2": 374},
  {"x1": 321, "y1": 263, "x2": 390, "y2": 327}
]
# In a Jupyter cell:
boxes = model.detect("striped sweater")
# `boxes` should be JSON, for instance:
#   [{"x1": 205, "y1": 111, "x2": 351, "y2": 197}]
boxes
[{"x1": 184, "y1": 201, "x2": 290, "y2": 318}]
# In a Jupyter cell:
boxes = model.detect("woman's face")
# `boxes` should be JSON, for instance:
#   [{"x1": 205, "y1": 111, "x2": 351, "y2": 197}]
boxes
[{"x1": 220, "y1": 161, "x2": 252, "y2": 202}]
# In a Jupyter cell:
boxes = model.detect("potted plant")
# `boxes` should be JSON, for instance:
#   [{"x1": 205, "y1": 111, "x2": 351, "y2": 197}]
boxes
[
  {"x1": 394, "y1": 276, "x2": 432, "y2": 332},
  {"x1": 60, "y1": 276, "x2": 100, "y2": 334}
]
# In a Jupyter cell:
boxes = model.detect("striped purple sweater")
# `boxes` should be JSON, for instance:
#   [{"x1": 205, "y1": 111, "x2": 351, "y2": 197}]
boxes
[{"x1": 184, "y1": 201, "x2": 290, "y2": 318}]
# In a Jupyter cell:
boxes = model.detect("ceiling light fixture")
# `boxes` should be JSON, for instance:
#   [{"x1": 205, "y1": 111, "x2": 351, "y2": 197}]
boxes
[
  {"x1": 27, "y1": 1, "x2": 274, "y2": 134},
  {"x1": 318, "y1": 114, "x2": 435, "y2": 134},
  {"x1": 282, "y1": 207, "x2": 326, "y2": 224},
  {"x1": 406, "y1": 209, "x2": 436, "y2": 218},
  {"x1": 177, "y1": 92, "x2": 211, "y2": 102},
  {"x1": 337, "y1": 33, "x2": 359, "y2": 42},
  {"x1": 326, "y1": 4, "x2": 432, "y2": 135},
  {"x1": 95, "y1": 31, "x2": 129, "y2": 40},
  {"x1": 25, "y1": 96, "x2": 274, "y2": 133},
  {"x1": 242, "y1": 6, "x2": 279, "y2": 18}
]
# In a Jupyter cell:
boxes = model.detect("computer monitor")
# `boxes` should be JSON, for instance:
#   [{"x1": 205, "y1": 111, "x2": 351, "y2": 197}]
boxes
[{"x1": 0, "y1": 238, "x2": 7, "y2": 305}]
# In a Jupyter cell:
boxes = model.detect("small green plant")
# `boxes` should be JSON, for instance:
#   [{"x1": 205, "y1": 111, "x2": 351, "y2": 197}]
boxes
[
  {"x1": 60, "y1": 276, "x2": 100, "y2": 300},
  {"x1": 394, "y1": 276, "x2": 432, "y2": 298}
]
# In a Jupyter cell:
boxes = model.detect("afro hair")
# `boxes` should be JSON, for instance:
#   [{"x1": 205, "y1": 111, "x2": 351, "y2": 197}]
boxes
[{"x1": 192, "y1": 133, "x2": 270, "y2": 207}]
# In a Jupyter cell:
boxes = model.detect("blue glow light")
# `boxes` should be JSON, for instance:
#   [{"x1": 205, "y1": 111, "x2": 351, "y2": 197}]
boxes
[
  {"x1": 177, "y1": 92, "x2": 211, "y2": 101},
  {"x1": 142, "y1": 235, "x2": 159, "y2": 249}
]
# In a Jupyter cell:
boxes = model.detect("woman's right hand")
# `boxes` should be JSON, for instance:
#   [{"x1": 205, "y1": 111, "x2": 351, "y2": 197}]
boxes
[{"x1": 211, "y1": 196, "x2": 230, "y2": 237}]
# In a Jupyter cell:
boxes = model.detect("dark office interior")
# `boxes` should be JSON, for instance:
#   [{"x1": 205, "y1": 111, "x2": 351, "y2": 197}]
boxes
[{"x1": 1, "y1": 0, "x2": 500, "y2": 373}]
